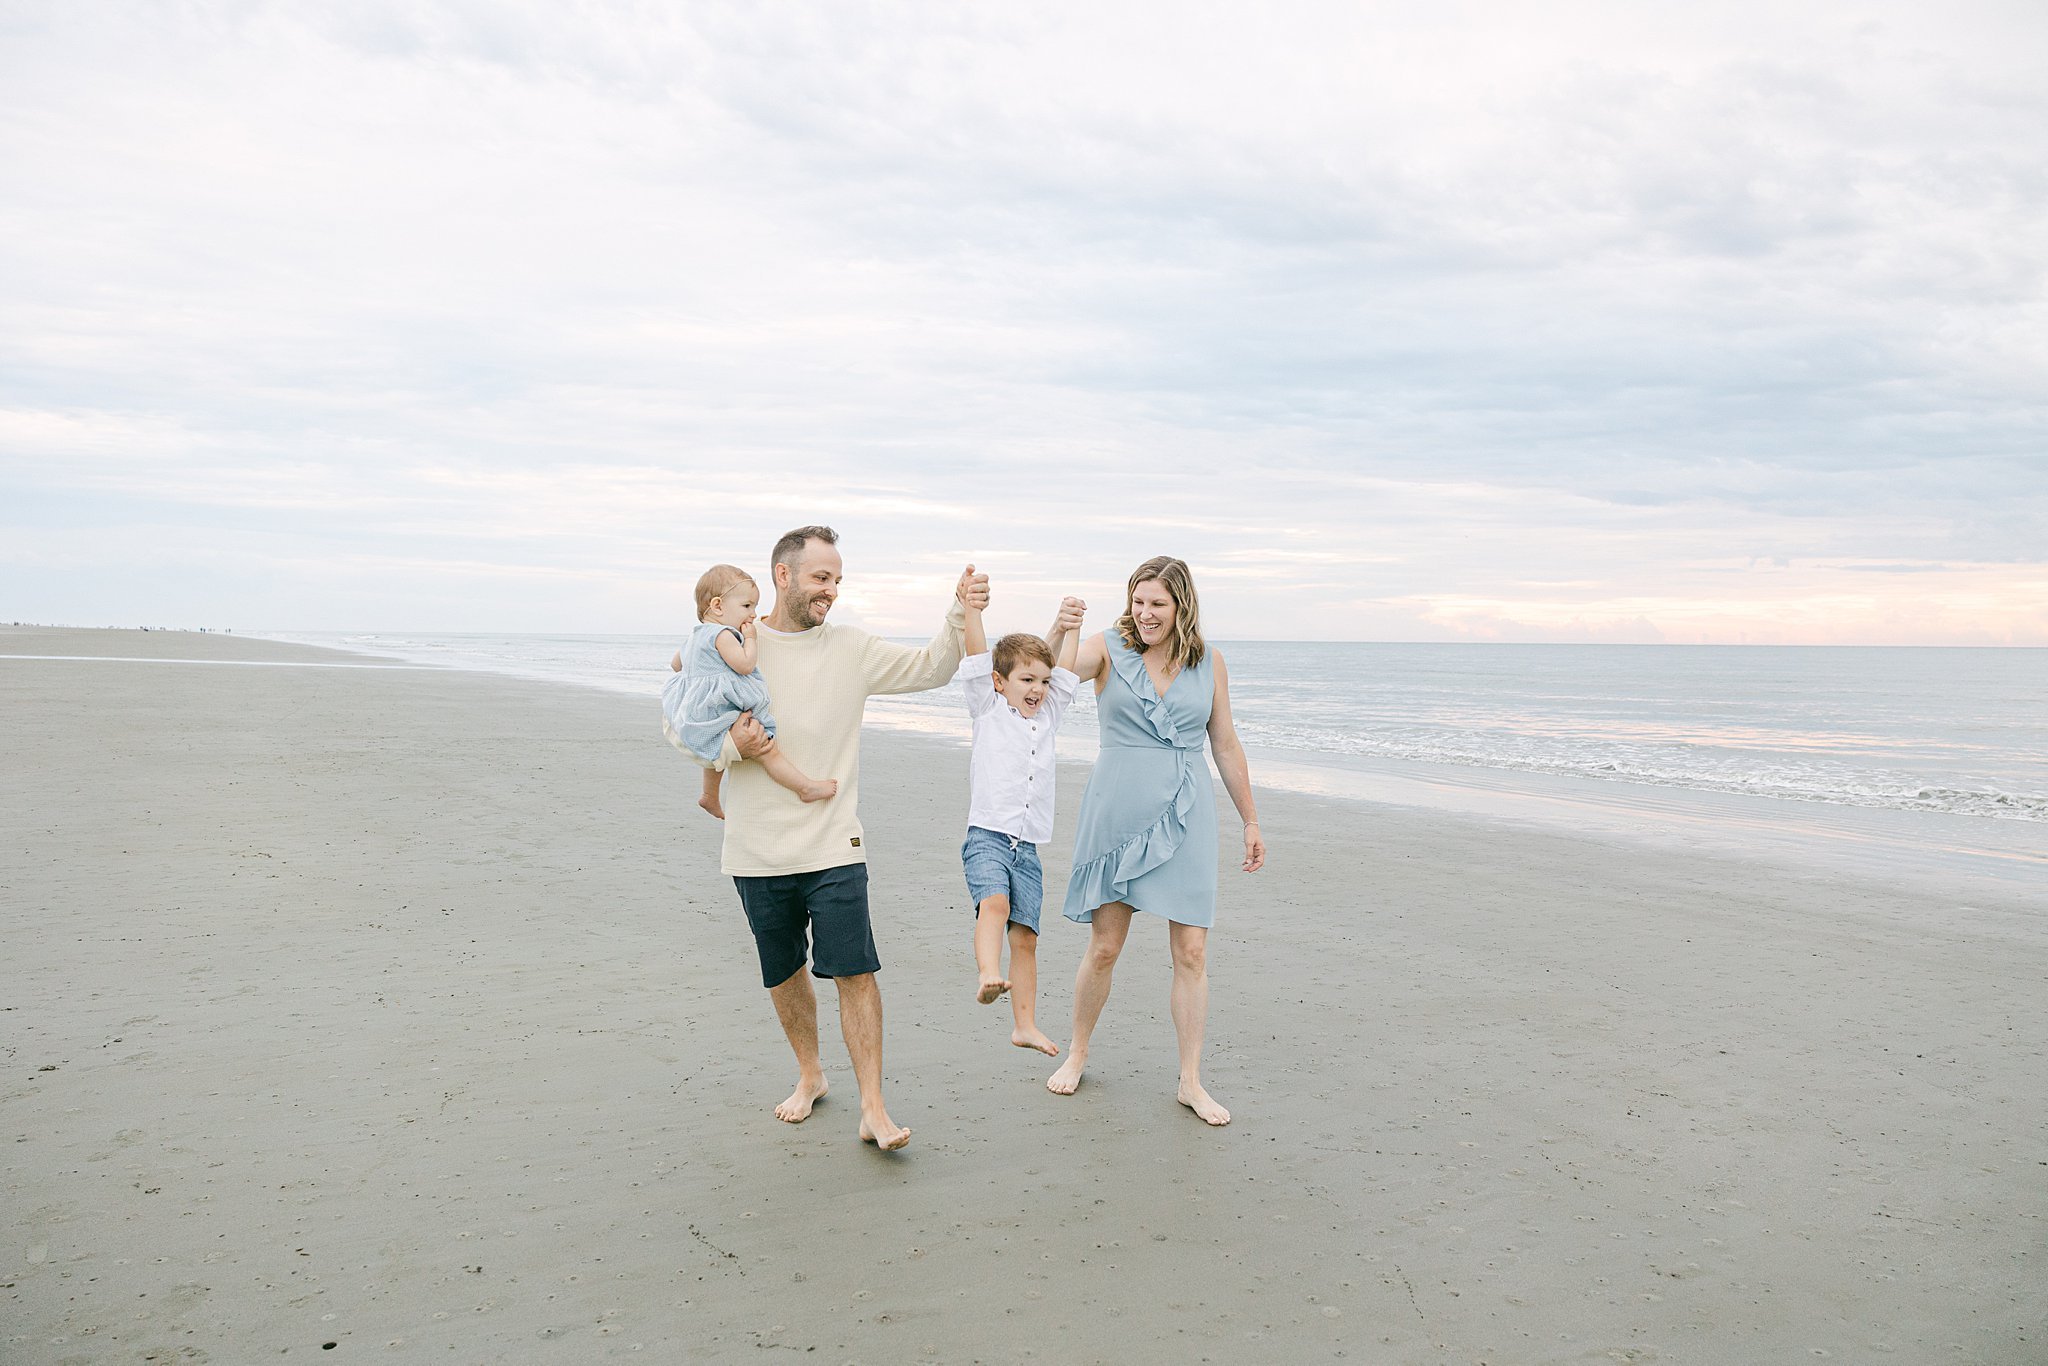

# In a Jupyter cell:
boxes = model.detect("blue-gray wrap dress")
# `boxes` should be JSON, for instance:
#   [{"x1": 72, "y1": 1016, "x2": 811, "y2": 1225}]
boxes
[{"x1": 1061, "y1": 631, "x2": 1217, "y2": 928}]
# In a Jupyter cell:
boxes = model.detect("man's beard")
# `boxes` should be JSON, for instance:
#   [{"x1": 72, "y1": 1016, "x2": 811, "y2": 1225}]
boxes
[{"x1": 793, "y1": 589, "x2": 831, "y2": 628}]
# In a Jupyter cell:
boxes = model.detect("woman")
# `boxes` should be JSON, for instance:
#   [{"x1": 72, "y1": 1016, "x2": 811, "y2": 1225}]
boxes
[{"x1": 1047, "y1": 556, "x2": 1265, "y2": 1125}]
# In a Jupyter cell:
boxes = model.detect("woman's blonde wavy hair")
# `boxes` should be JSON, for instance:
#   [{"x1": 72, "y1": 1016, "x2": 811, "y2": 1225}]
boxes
[{"x1": 1115, "y1": 555, "x2": 1205, "y2": 670}]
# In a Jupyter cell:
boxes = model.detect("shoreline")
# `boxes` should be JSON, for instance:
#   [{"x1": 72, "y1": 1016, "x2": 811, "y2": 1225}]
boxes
[
  {"x1": 263, "y1": 626, "x2": 2048, "y2": 897},
  {"x1": 4, "y1": 626, "x2": 2045, "y2": 1363}
]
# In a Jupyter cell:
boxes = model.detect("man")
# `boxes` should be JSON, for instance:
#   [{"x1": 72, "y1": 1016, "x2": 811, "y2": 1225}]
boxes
[{"x1": 719, "y1": 525, "x2": 987, "y2": 1150}]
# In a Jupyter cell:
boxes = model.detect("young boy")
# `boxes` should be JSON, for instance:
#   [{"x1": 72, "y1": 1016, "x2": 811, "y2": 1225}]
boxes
[{"x1": 956, "y1": 593, "x2": 1085, "y2": 1056}]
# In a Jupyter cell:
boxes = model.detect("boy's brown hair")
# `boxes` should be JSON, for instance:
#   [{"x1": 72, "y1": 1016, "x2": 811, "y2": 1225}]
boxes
[
  {"x1": 694, "y1": 564, "x2": 756, "y2": 622},
  {"x1": 993, "y1": 632, "x2": 1056, "y2": 678}
]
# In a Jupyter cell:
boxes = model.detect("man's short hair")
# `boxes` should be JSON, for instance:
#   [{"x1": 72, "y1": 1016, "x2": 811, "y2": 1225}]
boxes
[
  {"x1": 993, "y1": 632, "x2": 1055, "y2": 677},
  {"x1": 771, "y1": 525, "x2": 839, "y2": 574}
]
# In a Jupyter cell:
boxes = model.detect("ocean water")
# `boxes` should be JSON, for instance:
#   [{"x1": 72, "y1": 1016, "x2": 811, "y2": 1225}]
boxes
[{"x1": 269, "y1": 632, "x2": 2047, "y2": 886}]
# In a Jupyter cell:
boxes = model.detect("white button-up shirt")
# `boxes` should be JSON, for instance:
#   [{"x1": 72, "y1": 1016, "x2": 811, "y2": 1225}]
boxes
[{"x1": 958, "y1": 651, "x2": 1079, "y2": 846}]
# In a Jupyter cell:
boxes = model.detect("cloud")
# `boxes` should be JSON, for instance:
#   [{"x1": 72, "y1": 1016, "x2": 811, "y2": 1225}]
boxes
[{"x1": 0, "y1": 1, "x2": 2043, "y2": 642}]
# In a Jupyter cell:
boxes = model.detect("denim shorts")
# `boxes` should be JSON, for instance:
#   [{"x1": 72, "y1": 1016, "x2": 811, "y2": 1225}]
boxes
[{"x1": 961, "y1": 826, "x2": 1043, "y2": 934}]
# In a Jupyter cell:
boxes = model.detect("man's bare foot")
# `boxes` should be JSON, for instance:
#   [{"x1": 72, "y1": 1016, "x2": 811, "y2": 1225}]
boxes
[
  {"x1": 698, "y1": 795, "x2": 725, "y2": 820},
  {"x1": 857, "y1": 1112, "x2": 911, "y2": 1150},
  {"x1": 1046, "y1": 1055, "x2": 1085, "y2": 1094},
  {"x1": 1011, "y1": 1027, "x2": 1059, "y2": 1057},
  {"x1": 1177, "y1": 1081, "x2": 1231, "y2": 1126},
  {"x1": 797, "y1": 779, "x2": 838, "y2": 803},
  {"x1": 976, "y1": 973, "x2": 1010, "y2": 1005},
  {"x1": 774, "y1": 1076, "x2": 827, "y2": 1123}
]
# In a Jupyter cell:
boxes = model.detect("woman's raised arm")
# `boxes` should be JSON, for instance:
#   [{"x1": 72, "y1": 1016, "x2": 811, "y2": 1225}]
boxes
[{"x1": 1064, "y1": 626, "x2": 1110, "y2": 691}]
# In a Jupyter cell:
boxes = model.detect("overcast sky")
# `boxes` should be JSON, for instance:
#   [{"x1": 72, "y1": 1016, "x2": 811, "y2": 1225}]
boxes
[{"x1": 3, "y1": 1, "x2": 2043, "y2": 644}]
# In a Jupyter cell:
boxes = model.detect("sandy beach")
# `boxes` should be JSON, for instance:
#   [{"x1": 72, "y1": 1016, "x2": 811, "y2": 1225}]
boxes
[{"x1": 4, "y1": 625, "x2": 2044, "y2": 1365}]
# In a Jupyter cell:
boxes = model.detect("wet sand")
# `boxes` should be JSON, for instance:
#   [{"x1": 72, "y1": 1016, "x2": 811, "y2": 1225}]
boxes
[{"x1": 4, "y1": 626, "x2": 2044, "y2": 1364}]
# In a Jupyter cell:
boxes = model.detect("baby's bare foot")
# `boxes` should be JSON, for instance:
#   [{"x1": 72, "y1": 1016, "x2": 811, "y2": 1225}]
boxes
[
  {"x1": 976, "y1": 973, "x2": 1010, "y2": 1005},
  {"x1": 857, "y1": 1112, "x2": 911, "y2": 1151},
  {"x1": 1011, "y1": 1027, "x2": 1059, "y2": 1057},
  {"x1": 1046, "y1": 1055, "x2": 1085, "y2": 1095},
  {"x1": 797, "y1": 779, "x2": 837, "y2": 803},
  {"x1": 698, "y1": 795, "x2": 725, "y2": 820},
  {"x1": 1177, "y1": 1082, "x2": 1231, "y2": 1126},
  {"x1": 775, "y1": 1076, "x2": 828, "y2": 1123}
]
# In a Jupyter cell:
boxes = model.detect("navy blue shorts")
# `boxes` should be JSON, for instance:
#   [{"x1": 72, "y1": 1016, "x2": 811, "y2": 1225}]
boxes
[
  {"x1": 732, "y1": 864, "x2": 879, "y2": 989},
  {"x1": 961, "y1": 827, "x2": 1043, "y2": 934}
]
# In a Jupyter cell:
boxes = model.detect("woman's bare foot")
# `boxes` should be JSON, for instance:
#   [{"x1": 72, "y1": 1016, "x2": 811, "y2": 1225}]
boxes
[
  {"x1": 1011, "y1": 1027, "x2": 1059, "y2": 1057},
  {"x1": 976, "y1": 972, "x2": 1010, "y2": 1005},
  {"x1": 698, "y1": 794, "x2": 725, "y2": 820},
  {"x1": 797, "y1": 779, "x2": 838, "y2": 804},
  {"x1": 857, "y1": 1111, "x2": 911, "y2": 1151},
  {"x1": 774, "y1": 1076, "x2": 827, "y2": 1123},
  {"x1": 1046, "y1": 1054, "x2": 1085, "y2": 1094},
  {"x1": 1177, "y1": 1081, "x2": 1230, "y2": 1126}
]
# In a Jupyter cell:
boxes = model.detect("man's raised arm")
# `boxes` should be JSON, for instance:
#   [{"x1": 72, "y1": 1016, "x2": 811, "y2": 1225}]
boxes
[{"x1": 860, "y1": 564, "x2": 989, "y2": 696}]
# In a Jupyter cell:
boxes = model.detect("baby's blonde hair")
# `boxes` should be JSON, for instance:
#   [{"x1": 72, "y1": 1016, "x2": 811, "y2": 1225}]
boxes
[{"x1": 695, "y1": 564, "x2": 756, "y2": 622}]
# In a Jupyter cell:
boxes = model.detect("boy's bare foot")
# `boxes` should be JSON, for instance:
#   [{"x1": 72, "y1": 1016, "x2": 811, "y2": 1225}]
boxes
[
  {"x1": 698, "y1": 795, "x2": 725, "y2": 820},
  {"x1": 774, "y1": 1076, "x2": 828, "y2": 1123},
  {"x1": 976, "y1": 973, "x2": 1010, "y2": 1005},
  {"x1": 1011, "y1": 1027, "x2": 1059, "y2": 1056},
  {"x1": 1177, "y1": 1081, "x2": 1231, "y2": 1126},
  {"x1": 797, "y1": 779, "x2": 837, "y2": 803},
  {"x1": 1046, "y1": 1054, "x2": 1085, "y2": 1094},
  {"x1": 857, "y1": 1111, "x2": 911, "y2": 1151}
]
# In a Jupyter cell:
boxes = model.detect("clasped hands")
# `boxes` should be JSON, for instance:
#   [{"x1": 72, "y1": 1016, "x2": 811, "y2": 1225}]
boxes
[{"x1": 957, "y1": 563, "x2": 991, "y2": 613}]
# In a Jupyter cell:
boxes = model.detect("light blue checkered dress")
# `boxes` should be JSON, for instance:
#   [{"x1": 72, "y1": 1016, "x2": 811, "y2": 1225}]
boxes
[{"x1": 661, "y1": 623, "x2": 775, "y2": 766}]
